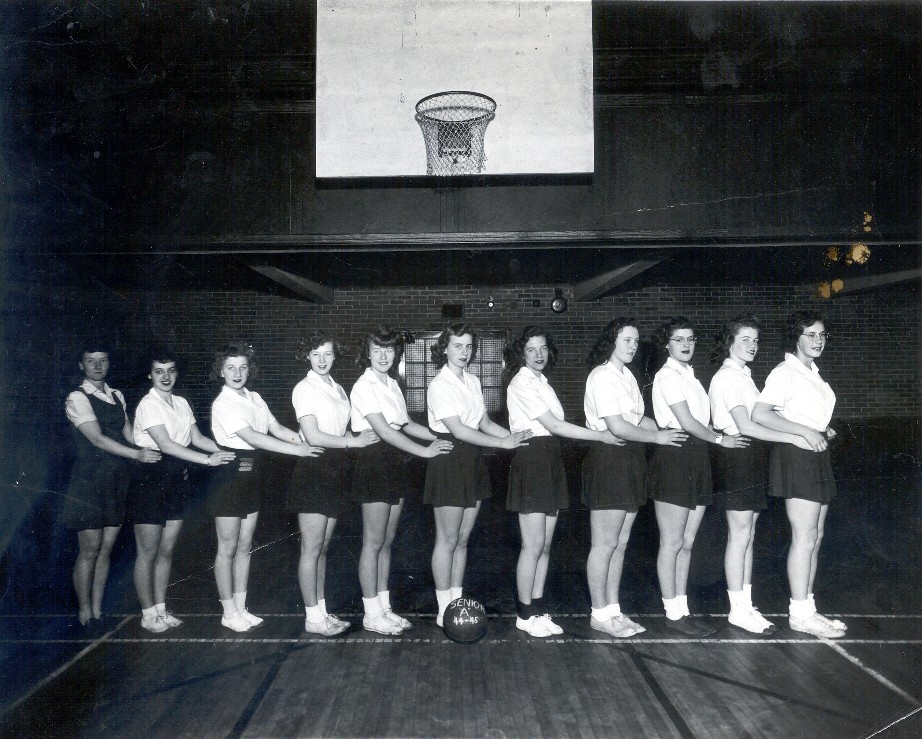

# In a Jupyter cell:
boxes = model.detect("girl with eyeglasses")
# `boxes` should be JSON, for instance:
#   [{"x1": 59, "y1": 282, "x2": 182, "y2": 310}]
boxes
[
  {"x1": 752, "y1": 311, "x2": 843, "y2": 638},
  {"x1": 649, "y1": 316, "x2": 749, "y2": 637},
  {"x1": 708, "y1": 315, "x2": 814, "y2": 635}
]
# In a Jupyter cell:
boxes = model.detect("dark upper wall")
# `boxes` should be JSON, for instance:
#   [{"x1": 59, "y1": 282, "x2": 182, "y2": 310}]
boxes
[{"x1": 2, "y1": 1, "x2": 919, "y2": 253}]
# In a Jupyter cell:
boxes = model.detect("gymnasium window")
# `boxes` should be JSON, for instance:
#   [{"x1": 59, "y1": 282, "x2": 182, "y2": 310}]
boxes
[{"x1": 399, "y1": 332, "x2": 505, "y2": 414}]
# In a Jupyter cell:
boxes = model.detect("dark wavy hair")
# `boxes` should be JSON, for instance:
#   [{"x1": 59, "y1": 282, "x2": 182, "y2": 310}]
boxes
[
  {"x1": 711, "y1": 314, "x2": 762, "y2": 364},
  {"x1": 210, "y1": 341, "x2": 257, "y2": 383},
  {"x1": 295, "y1": 330, "x2": 344, "y2": 368},
  {"x1": 784, "y1": 311, "x2": 826, "y2": 353},
  {"x1": 77, "y1": 338, "x2": 113, "y2": 362},
  {"x1": 357, "y1": 326, "x2": 404, "y2": 376},
  {"x1": 503, "y1": 325, "x2": 558, "y2": 383},
  {"x1": 586, "y1": 317, "x2": 638, "y2": 369},
  {"x1": 655, "y1": 316, "x2": 695, "y2": 353},
  {"x1": 431, "y1": 322, "x2": 477, "y2": 368}
]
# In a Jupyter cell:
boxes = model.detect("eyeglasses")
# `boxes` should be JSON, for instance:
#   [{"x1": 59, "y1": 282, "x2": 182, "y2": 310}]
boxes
[
  {"x1": 670, "y1": 337, "x2": 697, "y2": 345},
  {"x1": 801, "y1": 332, "x2": 830, "y2": 342}
]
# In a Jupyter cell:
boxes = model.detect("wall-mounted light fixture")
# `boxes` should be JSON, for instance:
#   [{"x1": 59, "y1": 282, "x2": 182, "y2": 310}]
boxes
[
  {"x1": 551, "y1": 288, "x2": 568, "y2": 314},
  {"x1": 487, "y1": 296, "x2": 494, "y2": 309}
]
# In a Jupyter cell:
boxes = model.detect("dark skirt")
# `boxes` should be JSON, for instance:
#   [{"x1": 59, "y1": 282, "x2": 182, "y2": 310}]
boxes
[
  {"x1": 581, "y1": 440, "x2": 647, "y2": 512},
  {"x1": 713, "y1": 440, "x2": 768, "y2": 512},
  {"x1": 507, "y1": 436, "x2": 568, "y2": 514},
  {"x1": 206, "y1": 447, "x2": 265, "y2": 518},
  {"x1": 62, "y1": 456, "x2": 131, "y2": 530},
  {"x1": 352, "y1": 441, "x2": 412, "y2": 505},
  {"x1": 424, "y1": 432, "x2": 492, "y2": 508},
  {"x1": 769, "y1": 444, "x2": 836, "y2": 504},
  {"x1": 648, "y1": 435, "x2": 714, "y2": 509},
  {"x1": 288, "y1": 447, "x2": 351, "y2": 518},
  {"x1": 128, "y1": 454, "x2": 193, "y2": 524}
]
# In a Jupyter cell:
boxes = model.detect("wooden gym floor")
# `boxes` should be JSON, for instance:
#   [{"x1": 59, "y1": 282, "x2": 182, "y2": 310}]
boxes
[{"x1": 1, "y1": 420, "x2": 920, "y2": 737}]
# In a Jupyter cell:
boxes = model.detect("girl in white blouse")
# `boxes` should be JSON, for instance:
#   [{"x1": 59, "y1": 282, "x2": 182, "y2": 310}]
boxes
[
  {"x1": 289, "y1": 330, "x2": 379, "y2": 637},
  {"x1": 708, "y1": 315, "x2": 812, "y2": 635},
  {"x1": 752, "y1": 311, "x2": 843, "y2": 638},
  {"x1": 583, "y1": 318, "x2": 687, "y2": 638},
  {"x1": 351, "y1": 326, "x2": 452, "y2": 635},
  {"x1": 649, "y1": 317, "x2": 748, "y2": 638},
  {"x1": 424, "y1": 323, "x2": 532, "y2": 627},
  {"x1": 504, "y1": 325, "x2": 622, "y2": 638},
  {"x1": 131, "y1": 350, "x2": 235, "y2": 633},
  {"x1": 209, "y1": 341, "x2": 319, "y2": 633}
]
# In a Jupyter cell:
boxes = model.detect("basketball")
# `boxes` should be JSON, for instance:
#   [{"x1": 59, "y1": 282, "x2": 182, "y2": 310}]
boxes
[{"x1": 442, "y1": 598, "x2": 487, "y2": 644}]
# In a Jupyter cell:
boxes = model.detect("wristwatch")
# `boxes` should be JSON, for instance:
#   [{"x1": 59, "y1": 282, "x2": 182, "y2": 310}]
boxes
[{"x1": 714, "y1": 433, "x2": 724, "y2": 445}]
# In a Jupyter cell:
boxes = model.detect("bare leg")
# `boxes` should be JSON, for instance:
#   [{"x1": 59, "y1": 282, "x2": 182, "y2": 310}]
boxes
[
  {"x1": 724, "y1": 510, "x2": 756, "y2": 592},
  {"x1": 377, "y1": 500, "x2": 404, "y2": 593},
  {"x1": 785, "y1": 498, "x2": 822, "y2": 601},
  {"x1": 531, "y1": 514, "x2": 558, "y2": 599},
  {"x1": 450, "y1": 503, "x2": 481, "y2": 589},
  {"x1": 808, "y1": 504, "x2": 829, "y2": 594},
  {"x1": 154, "y1": 519, "x2": 183, "y2": 605},
  {"x1": 214, "y1": 516, "x2": 241, "y2": 601},
  {"x1": 133, "y1": 523, "x2": 164, "y2": 610},
  {"x1": 91, "y1": 525, "x2": 122, "y2": 618},
  {"x1": 516, "y1": 512, "x2": 548, "y2": 604},
  {"x1": 675, "y1": 505, "x2": 706, "y2": 597},
  {"x1": 297, "y1": 513, "x2": 329, "y2": 607},
  {"x1": 744, "y1": 512, "x2": 759, "y2": 586},
  {"x1": 432, "y1": 506, "x2": 465, "y2": 591},
  {"x1": 74, "y1": 529, "x2": 103, "y2": 624},
  {"x1": 360, "y1": 502, "x2": 391, "y2": 598},
  {"x1": 317, "y1": 517, "x2": 337, "y2": 603},
  {"x1": 607, "y1": 512, "x2": 636, "y2": 606},
  {"x1": 232, "y1": 511, "x2": 259, "y2": 594},
  {"x1": 654, "y1": 501, "x2": 690, "y2": 599}
]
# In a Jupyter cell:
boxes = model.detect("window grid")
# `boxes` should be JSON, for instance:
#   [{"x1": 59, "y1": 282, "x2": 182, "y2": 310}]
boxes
[{"x1": 399, "y1": 332, "x2": 505, "y2": 414}]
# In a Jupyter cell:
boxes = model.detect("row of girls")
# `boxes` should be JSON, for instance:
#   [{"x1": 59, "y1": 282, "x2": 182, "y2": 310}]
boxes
[{"x1": 62, "y1": 310, "x2": 841, "y2": 639}]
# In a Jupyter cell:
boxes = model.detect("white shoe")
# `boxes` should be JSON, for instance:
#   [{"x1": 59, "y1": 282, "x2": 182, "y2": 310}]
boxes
[
  {"x1": 813, "y1": 611, "x2": 847, "y2": 631},
  {"x1": 535, "y1": 614, "x2": 563, "y2": 635},
  {"x1": 620, "y1": 615, "x2": 646, "y2": 635},
  {"x1": 221, "y1": 612, "x2": 252, "y2": 633},
  {"x1": 516, "y1": 616, "x2": 554, "y2": 637},
  {"x1": 141, "y1": 614, "x2": 170, "y2": 633},
  {"x1": 729, "y1": 607, "x2": 776, "y2": 634},
  {"x1": 304, "y1": 616, "x2": 348, "y2": 636},
  {"x1": 789, "y1": 613, "x2": 845, "y2": 638},
  {"x1": 239, "y1": 609, "x2": 264, "y2": 628},
  {"x1": 157, "y1": 610, "x2": 183, "y2": 629},
  {"x1": 364, "y1": 612, "x2": 403, "y2": 635},
  {"x1": 384, "y1": 610, "x2": 412, "y2": 631},
  {"x1": 325, "y1": 613, "x2": 350, "y2": 630},
  {"x1": 590, "y1": 614, "x2": 637, "y2": 638}
]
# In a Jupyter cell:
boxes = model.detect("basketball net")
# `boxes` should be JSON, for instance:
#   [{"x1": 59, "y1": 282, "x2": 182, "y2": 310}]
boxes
[{"x1": 415, "y1": 91, "x2": 496, "y2": 176}]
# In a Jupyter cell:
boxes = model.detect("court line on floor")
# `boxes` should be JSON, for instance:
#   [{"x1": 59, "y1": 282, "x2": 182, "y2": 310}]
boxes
[
  {"x1": 4, "y1": 637, "x2": 922, "y2": 645},
  {"x1": 862, "y1": 704, "x2": 922, "y2": 738},
  {"x1": 0, "y1": 616, "x2": 131, "y2": 720},
  {"x1": 4, "y1": 612, "x2": 922, "y2": 619},
  {"x1": 823, "y1": 640, "x2": 920, "y2": 706}
]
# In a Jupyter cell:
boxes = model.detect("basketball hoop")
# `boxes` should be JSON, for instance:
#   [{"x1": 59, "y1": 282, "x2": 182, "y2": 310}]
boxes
[{"x1": 415, "y1": 91, "x2": 496, "y2": 176}]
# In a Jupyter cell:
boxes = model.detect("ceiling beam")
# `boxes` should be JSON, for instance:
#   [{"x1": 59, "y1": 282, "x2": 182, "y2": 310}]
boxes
[
  {"x1": 830, "y1": 267, "x2": 922, "y2": 296},
  {"x1": 250, "y1": 265, "x2": 334, "y2": 304},
  {"x1": 573, "y1": 255, "x2": 666, "y2": 301}
]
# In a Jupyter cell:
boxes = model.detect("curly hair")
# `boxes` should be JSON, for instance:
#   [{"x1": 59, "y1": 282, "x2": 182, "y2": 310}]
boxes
[
  {"x1": 431, "y1": 322, "x2": 477, "y2": 368},
  {"x1": 295, "y1": 330, "x2": 344, "y2": 368},
  {"x1": 710, "y1": 314, "x2": 762, "y2": 364},
  {"x1": 586, "y1": 317, "x2": 638, "y2": 368},
  {"x1": 655, "y1": 316, "x2": 695, "y2": 353},
  {"x1": 210, "y1": 341, "x2": 257, "y2": 383},
  {"x1": 503, "y1": 325, "x2": 558, "y2": 383},
  {"x1": 784, "y1": 311, "x2": 826, "y2": 353},
  {"x1": 357, "y1": 326, "x2": 404, "y2": 375}
]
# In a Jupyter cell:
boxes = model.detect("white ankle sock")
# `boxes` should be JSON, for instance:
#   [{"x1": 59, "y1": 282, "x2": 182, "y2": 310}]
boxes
[
  {"x1": 743, "y1": 584, "x2": 753, "y2": 607},
  {"x1": 436, "y1": 589, "x2": 453, "y2": 618},
  {"x1": 318, "y1": 598, "x2": 329, "y2": 616},
  {"x1": 154, "y1": 602, "x2": 167, "y2": 615},
  {"x1": 379, "y1": 591, "x2": 392, "y2": 612},
  {"x1": 220, "y1": 598, "x2": 237, "y2": 618},
  {"x1": 591, "y1": 606, "x2": 610, "y2": 621},
  {"x1": 728, "y1": 589, "x2": 747, "y2": 611},
  {"x1": 363, "y1": 596, "x2": 383, "y2": 618},
  {"x1": 305, "y1": 605, "x2": 325, "y2": 624},
  {"x1": 789, "y1": 598, "x2": 813, "y2": 619},
  {"x1": 676, "y1": 595, "x2": 690, "y2": 616},
  {"x1": 450, "y1": 587, "x2": 462, "y2": 601},
  {"x1": 607, "y1": 603, "x2": 622, "y2": 618},
  {"x1": 233, "y1": 591, "x2": 248, "y2": 612},
  {"x1": 662, "y1": 597, "x2": 683, "y2": 621},
  {"x1": 142, "y1": 606, "x2": 158, "y2": 620}
]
